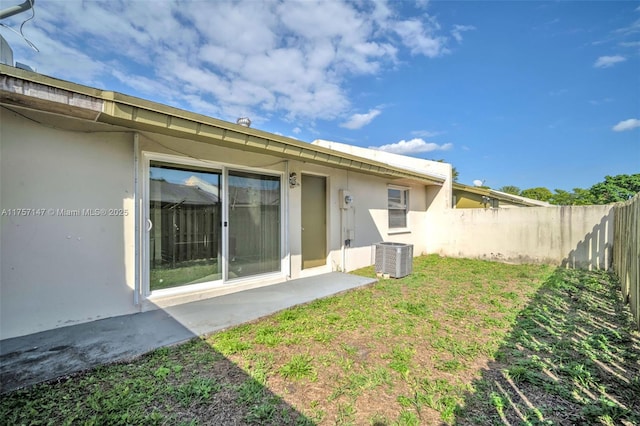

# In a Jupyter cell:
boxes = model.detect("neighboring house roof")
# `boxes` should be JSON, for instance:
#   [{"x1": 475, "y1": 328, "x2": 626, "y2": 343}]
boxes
[
  {"x1": 488, "y1": 188, "x2": 552, "y2": 207},
  {"x1": 312, "y1": 139, "x2": 450, "y2": 183},
  {"x1": 150, "y1": 179, "x2": 219, "y2": 206},
  {"x1": 453, "y1": 183, "x2": 551, "y2": 207},
  {"x1": 0, "y1": 65, "x2": 444, "y2": 186}
]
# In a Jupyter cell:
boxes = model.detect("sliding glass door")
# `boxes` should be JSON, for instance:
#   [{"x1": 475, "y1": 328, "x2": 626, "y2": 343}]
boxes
[
  {"x1": 228, "y1": 171, "x2": 281, "y2": 279},
  {"x1": 147, "y1": 159, "x2": 282, "y2": 293},
  {"x1": 149, "y1": 162, "x2": 222, "y2": 291}
]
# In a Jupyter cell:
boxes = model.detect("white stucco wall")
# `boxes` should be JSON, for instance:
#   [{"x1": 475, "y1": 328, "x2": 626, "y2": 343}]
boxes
[
  {"x1": 2, "y1": 115, "x2": 437, "y2": 337},
  {"x1": 1, "y1": 111, "x2": 136, "y2": 339},
  {"x1": 295, "y1": 161, "x2": 431, "y2": 273},
  {"x1": 430, "y1": 205, "x2": 615, "y2": 269},
  {"x1": 310, "y1": 139, "x2": 452, "y2": 262},
  {"x1": 7, "y1": 107, "x2": 612, "y2": 340}
]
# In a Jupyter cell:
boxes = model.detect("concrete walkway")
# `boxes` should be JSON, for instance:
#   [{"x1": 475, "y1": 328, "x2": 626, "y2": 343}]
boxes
[{"x1": 0, "y1": 272, "x2": 376, "y2": 394}]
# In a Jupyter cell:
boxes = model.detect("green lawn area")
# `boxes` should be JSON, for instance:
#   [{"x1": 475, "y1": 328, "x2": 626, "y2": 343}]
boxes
[
  {"x1": 151, "y1": 260, "x2": 221, "y2": 291},
  {"x1": 1, "y1": 255, "x2": 638, "y2": 425}
]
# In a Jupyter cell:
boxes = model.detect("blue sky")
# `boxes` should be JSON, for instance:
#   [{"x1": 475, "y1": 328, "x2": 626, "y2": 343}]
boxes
[{"x1": 3, "y1": 0, "x2": 638, "y2": 191}]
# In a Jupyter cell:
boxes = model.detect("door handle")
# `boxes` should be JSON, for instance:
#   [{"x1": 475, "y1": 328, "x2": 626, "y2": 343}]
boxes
[{"x1": 146, "y1": 218, "x2": 153, "y2": 231}]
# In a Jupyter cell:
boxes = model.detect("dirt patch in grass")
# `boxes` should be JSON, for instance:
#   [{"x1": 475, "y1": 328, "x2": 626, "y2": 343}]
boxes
[{"x1": 1, "y1": 256, "x2": 638, "y2": 425}]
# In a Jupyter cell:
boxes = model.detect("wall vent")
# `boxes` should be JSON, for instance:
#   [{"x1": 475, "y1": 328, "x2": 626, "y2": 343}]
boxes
[{"x1": 236, "y1": 117, "x2": 251, "y2": 127}]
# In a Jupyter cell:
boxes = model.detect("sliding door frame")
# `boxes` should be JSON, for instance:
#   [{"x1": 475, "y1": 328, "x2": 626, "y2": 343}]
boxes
[{"x1": 141, "y1": 151, "x2": 287, "y2": 298}]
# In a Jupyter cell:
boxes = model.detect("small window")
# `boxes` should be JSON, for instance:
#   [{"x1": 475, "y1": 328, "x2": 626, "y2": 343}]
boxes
[{"x1": 388, "y1": 187, "x2": 409, "y2": 229}]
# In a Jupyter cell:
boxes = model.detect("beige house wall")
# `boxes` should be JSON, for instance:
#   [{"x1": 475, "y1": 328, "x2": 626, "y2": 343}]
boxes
[
  {"x1": 292, "y1": 161, "x2": 432, "y2": 274},
  {"x1": 1, "y1": 110, "x2": 137, "y2": 339},
  {"x1": 311, "y1": 140, "x2": 451, "y2": 258},
  {"x1": 1, "y1": 106, "x2": 617, "y2": 340},
  {"x1": 430, "y1": 205, "x2": 615, "y2": 269},
  {"x1": 1, "y1": 111, "x2": 437, "y2": 338}
]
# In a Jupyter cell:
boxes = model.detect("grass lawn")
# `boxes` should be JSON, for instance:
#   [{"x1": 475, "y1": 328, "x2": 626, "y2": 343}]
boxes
[
  {"x1": 1, "y1": 255, "x2": 638, "y2": 425},
  {"x1": 151, "y1": 260, "x2": 221, "y2": 291}
]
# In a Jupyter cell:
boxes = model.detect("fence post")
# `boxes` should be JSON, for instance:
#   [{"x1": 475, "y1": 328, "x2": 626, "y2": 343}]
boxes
[{"x1": 612, "y1": 193, "x2": 640, "y2": 330}]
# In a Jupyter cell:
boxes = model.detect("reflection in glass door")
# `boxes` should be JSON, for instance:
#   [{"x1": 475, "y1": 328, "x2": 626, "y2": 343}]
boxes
[
  {"x1": 149, "y1": 162, "x2": 222, "y2": 291},
  {"x1": 228, "y1": 171, "x2": 281, "y2": 279}
]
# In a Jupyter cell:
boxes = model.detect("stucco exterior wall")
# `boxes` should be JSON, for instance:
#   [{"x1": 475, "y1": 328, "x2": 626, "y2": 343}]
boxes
[
  {"x1": 430, "y1": 205, "x2": 615, "y2": 269},
  {"x1": 311, "y1": 139, "x2": 450, "y2": 262},
  {"x1": 1, "y1": 114, "x2": 436, "y2": 338},
  {"x1": 1, "y1": 110, "x2": 136, "y2": 339},
  {"x1": 295, "y1": 162, "x2": 430, "y2": 274},
  {"x1": 311, "y1": 139, "x2": 452, "y2": 210}
]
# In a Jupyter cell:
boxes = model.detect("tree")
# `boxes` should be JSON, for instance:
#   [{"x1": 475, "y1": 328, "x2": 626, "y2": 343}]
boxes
[
  {"x1": 549, "y1": 189, "x2": 574, "y2": 205},
  {"x1": 549, "y1": 188, "x2": 595, "y2": 205},
  {"x1": 510, "y1": 174, "x2": 638, "y2": 206},
  {"x1": 588, "y1": 174, "x2": 640, "y2": 204},
  {"x1": 451, "y1": 167, "x2": 459, "y2": 182},
  {"x1": 520, "y1": 187, "x2": 553, "y2": 202},
  {"x1": 498, "y1": 185, "x2": 521, "y2": 195},
  {"x1": 432, "y1": 159, "x2": 459, "y2": 182},
  {"x1": 571, "y1": 188, "x2": 595, "y2": 205}
]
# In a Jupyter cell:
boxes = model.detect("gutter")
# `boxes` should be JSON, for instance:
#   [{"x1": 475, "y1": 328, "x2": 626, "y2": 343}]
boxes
[
  {"x1": 452, "y1": 183, "x2": 551, "y2": 207},
  {"x1": 0, "y1": 65, "x2": 444, "y2": 186},
  {"x1": 489, "y1": 189, "x2": 551, "y2": 207}
]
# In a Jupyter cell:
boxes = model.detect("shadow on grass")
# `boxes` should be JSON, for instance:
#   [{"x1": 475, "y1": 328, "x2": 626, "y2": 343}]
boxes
[
  {"x1": 454, "y1": 267, "x2": 640, "y2": 425},
  {"x1": 0, "y1": 338, "x2": 314, "y2": 425}
]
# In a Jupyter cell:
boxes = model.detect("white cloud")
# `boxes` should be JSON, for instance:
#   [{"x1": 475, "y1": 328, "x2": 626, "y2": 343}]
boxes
[
  {"x1": 292, "y1": 127, "x2": 302, "y2": 134},
  {"x1": 340, "y1": 109, "x2": 381, "y2": 129},
  {"x1": 4, "y1": 0, "x2": 467, "y2": 124},
  {"x1": 372, "y1": 138, "x2": 452, "y2": 154},
  {"x1": 393, "y1": 18, "x2": 448, "y2": 57},
  {"x1": 548, "y1": 89, "x2": 568, "y2": 96},
  {"x1": 619, "y1": 41, "x2": 640, "y2": 47},
  {"x1": 594, "y1": 55, "x2": 627, "y2": 68},
  {"x1": 612, "y1": 118, "x2": 640, "y2": 132},
  {"x1": 588, "y1": 97, "x2": 613, "y2": 106},
  {"x1": 451, "y1": 25, "x2": 476, "y2": 43},
  {"x1": 411, "y1": 129, "x2": 443, "y2": 138},
  {"x1": 614, "y1": 17, "x2": 640, "y2": 35}
]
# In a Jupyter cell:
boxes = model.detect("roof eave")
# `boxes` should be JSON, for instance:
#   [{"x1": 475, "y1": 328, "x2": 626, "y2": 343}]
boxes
[{"x1": 0, "y1": 65, "x2": 443, "y2": 186}]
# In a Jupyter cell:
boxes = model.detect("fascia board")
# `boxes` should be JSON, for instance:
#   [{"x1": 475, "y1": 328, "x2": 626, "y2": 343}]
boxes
[{"x1": 1, "y1": 65, "x2": 443, "y2": 185}]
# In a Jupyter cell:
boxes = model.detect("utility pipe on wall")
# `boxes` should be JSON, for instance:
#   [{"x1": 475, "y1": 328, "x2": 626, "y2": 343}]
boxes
[
  {"x1": 0, "y1": 0, "x2": 34, "y2": 20},
  {"x1": 341, "y1": 207, "x2": 345, "y2": 272}
]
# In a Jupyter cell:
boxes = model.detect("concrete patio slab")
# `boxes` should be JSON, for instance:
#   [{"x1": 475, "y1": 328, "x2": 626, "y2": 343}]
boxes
[{"x1": 0, "y1": 272, "x2": 376, "y2": 394}]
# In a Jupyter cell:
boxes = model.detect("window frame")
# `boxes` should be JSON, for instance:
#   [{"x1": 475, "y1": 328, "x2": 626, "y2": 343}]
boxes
[
  {"x1": 387, "y1": 185, "x2": 410, "y2": 232},
  {"x1": 141, "y1": 151, "x2": 286, "y2": 298}
]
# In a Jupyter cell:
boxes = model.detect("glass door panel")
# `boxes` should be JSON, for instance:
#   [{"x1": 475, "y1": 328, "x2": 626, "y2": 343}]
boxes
[
  {"x1": 149, "y1": 162, "x2": 222, "y2": 291},
  {"x1": 228, "y1": 171, "x2": 281, "y2": 278}
]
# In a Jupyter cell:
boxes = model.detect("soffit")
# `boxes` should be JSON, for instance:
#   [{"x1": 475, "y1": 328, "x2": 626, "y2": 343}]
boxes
[{"x1": 1, "y1": 65, "x2": 443, "y2": 185}]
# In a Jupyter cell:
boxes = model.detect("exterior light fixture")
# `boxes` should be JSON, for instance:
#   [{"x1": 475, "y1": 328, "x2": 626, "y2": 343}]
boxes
[{"x1": 289, "y1": 172, "x2": 299, "y2": 188}]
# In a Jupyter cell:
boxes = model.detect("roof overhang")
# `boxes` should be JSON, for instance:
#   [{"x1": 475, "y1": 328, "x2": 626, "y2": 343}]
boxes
[
  {"x1": 453, "y1": 183, "x2": 490, "y2": 196},
  {"x1": 0, "y1": 65, "x2": 444, "y2": 186},
  {"x1": 488, "y1": 189, "x2": 551, "y2": 207},
  {"x1": 453, "y1": 182, "x2": 550, "y2": 207}
]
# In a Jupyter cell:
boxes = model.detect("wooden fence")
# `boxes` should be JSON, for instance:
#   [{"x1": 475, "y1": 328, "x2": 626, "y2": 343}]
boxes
[
  {"x1": 613, "y1": 192, "x2": 640, "y2": 330},
  {"x1": 150, "y1": 202, "x2": 220, "y2": 267}
]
